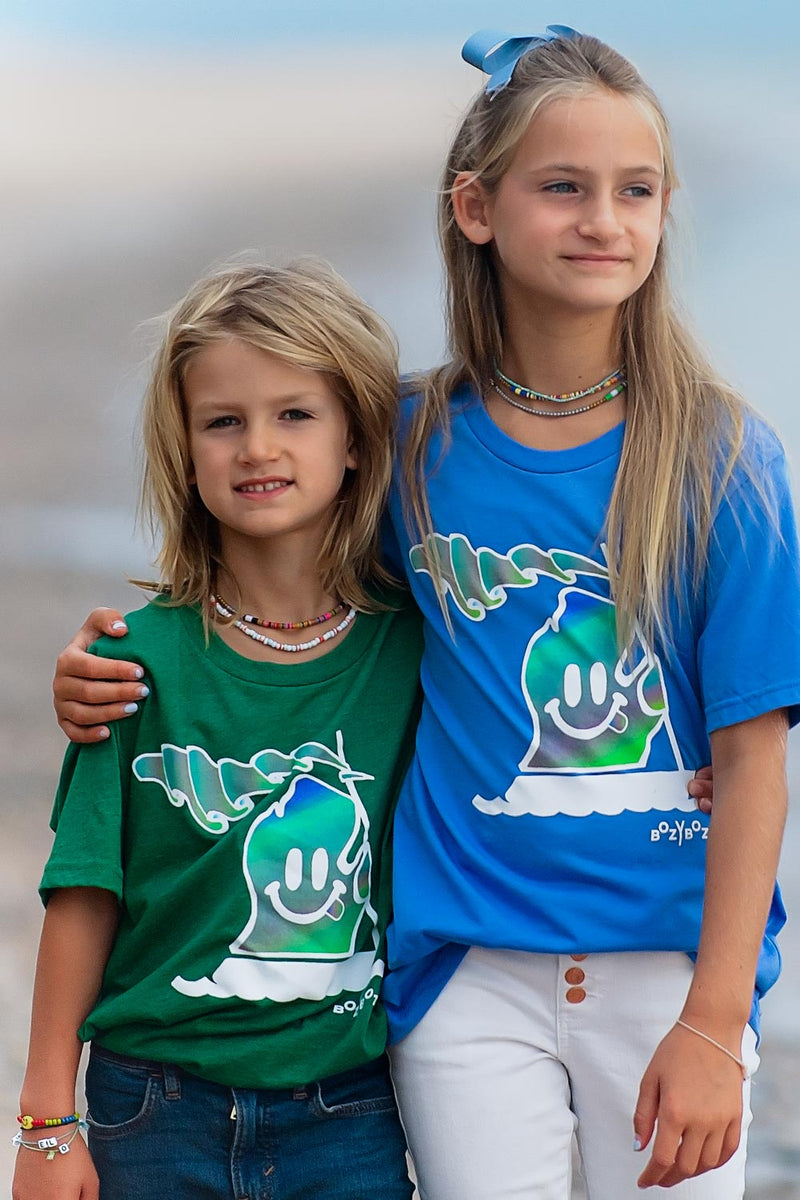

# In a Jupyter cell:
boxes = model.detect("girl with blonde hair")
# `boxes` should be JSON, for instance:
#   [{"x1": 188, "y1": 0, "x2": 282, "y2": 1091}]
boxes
[
  {"x1": 377, "y1": 26, "x2": 800, "y2": 1199},
  {"x1": 15, "y1": 262, "x2": 421, "y2": 1200}
]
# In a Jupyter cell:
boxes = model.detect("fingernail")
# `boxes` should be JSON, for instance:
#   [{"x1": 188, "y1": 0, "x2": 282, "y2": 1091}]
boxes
[
  {"x1": 138, "y1": 685, "x2": 150, "y2": 698},
  {"x1": 633, "y1": 1138, "x2": 642, "y2": 1152},
  {"x1": 123, "y1": 703, "x2": 138, "y2": 714},
  {"x1": 133, "y1": 667, "x2": 144, "y2": 679},
  {"x1": 97, "y1": 727, "x2": 110, "y2": 740},
  {"x1": 111, "y1": 621, "x2": 128, "y2": 631}
]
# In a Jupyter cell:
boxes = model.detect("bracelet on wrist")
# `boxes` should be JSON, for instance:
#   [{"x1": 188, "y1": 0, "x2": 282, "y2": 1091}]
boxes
[
  {"x1": 12, "y1": 1120, "x2": 87, "y2": 1160},
  {"x1": 675, "y1": 1019, "x2": 749, "y2": 1079},
  {"x1": 17, "y1": 1110, "x2": 80, "y2": 1130}
]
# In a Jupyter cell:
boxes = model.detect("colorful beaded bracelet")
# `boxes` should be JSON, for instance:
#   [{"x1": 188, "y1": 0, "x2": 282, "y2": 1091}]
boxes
[
  {"x1": 17, "y1": 1111, "x2": 79, "y2": 1131},
  {"x1": 12, "y1": 1121, "x2": 86, "y2": 1160}
]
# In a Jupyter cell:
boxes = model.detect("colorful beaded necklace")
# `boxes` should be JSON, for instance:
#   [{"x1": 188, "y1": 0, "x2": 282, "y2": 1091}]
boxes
[
  {"x1": 494, "y1": 362, "x2": 625, "y2": 404},
  {"x1": 491, "y1": 376, "x2": 627, "y2": 418},
  {"x1": 213, "y1": 591, "x2": 345, "y2": 631},
  {"x1": 211, "y1": 596, "x2": 357, "y2": 654}
]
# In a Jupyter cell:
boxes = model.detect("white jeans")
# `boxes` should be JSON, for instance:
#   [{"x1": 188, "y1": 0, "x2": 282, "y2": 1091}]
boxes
[{"x1": 390, "y1": 948, "x2": 758, "y2": 1200}]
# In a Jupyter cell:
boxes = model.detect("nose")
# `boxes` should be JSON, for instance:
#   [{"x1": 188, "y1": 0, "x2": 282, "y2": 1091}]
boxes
[
  {"x1": 238, "y1": 420, "x2": 281, "y2": 465},
  {"x1": 576, "y1": 192, "x2": 625, "y2": 242}
]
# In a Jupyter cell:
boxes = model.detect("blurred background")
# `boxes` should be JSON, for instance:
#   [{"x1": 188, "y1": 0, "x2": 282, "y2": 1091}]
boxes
[{"x1": 1, "y1": 1, "x2": 798, "y2": 1193}]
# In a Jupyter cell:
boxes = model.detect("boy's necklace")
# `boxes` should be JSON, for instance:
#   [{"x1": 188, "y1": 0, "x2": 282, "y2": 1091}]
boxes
[
  {"x1": 211, "y1": 595, "x2": 357, "y2": 653},
  {"x1": 213, "y1": 591, "x2": 346, "y2": 631},
  {"x1": 494, "y1": 362, "x2": 625, "y2": 404},
  {"x1": 490, "y1": 376, "x2": 626, "y2": 418}
]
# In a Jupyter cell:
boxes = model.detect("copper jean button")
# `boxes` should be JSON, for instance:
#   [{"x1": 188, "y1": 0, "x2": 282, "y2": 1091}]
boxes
[
  {"x1": 564, "y1": 967, "x2": 585, "y2": 985},
  {"x1": 570, "y1": 954, "x2": 588, "y2": 961},
  {"x1": 565, "y1": 986, "x2": 587, "y2": 1004}
]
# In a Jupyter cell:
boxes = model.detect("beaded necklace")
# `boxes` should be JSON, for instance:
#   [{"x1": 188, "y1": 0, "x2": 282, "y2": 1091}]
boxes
[
  {"x1": 213, "y1": 591, "x2": 345, "y2": 631},
  {"x1": 494, "y1": 362, "x2": 625, "y2": 404},
  {"x1": 212, "y1": 596, "x2": 357, "y2": 654},
  {"x1": 491, "y1": 376, "x2": 627, "y2": 418}
]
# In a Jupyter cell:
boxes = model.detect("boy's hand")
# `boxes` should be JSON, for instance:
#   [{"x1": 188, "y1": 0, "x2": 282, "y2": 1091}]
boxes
[
  {"x1": 53, "y1": 608, "x2": 148, "y2": 743},
  {"x1": 12, "y1": 1131, "x2": 99, "y2": 1199},
  {"x1": 633, "y1": 1021, "x2": 744, "y2": 1188},
  {"x1": 688, "y1": 765, "x2": 713, "y2": 814}
]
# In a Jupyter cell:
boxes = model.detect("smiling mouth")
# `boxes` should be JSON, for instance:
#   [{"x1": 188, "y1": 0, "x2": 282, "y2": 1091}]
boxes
[
  {"x1": 564, "y1": 255, "x2": 627, "y2": 265},
  {"x1": 236, "y1": 480, "x2": 292, "y2": 494},
  {"x1": 543, "y1": 694, "x2": 629, "y2": 739},
  {"x1": 264, "y1": 880, "x2": 346, "y2": 924}
]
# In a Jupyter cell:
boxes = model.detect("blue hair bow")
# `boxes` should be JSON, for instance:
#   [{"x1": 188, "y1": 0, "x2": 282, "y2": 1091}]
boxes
[{"x1": 462, "y1": 25, "x2": 582, "y2": 96}]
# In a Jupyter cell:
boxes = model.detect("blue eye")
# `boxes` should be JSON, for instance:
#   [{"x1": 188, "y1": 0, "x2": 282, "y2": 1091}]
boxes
[
  {"x1": 281, "y1": 409, "x2": 312, "y2": 422},
  {"x1": 207, "y1": 415, "x2": 238, "y2": 429},
  {"x1": 623, "y1": 185, "x2": 653, "y2": 198},
  {"x1": 545, "y1": 181, "x2": 578, "y2": 194}
]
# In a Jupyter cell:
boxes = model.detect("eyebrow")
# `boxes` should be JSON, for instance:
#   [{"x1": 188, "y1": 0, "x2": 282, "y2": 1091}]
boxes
[
  {"x1": 540, "y1": 162, "x2": 663, "y2": 176},
  {"x1": 190, "y1": 391, "x2": 322, "y2": 411}
]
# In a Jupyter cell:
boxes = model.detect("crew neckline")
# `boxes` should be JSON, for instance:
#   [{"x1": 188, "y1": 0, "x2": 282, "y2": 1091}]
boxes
[
  {"x1": 176, "y1": 602, "x2": 379, "y2": 686},
  {"x1": 458, "y1": 384, "x2": 626, "y2": 473}
]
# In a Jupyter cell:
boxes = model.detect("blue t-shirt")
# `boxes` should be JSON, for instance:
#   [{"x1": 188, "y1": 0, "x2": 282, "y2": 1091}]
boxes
[{"x1": 383, "y1": 385, "x2": 800, "y2": 1042}]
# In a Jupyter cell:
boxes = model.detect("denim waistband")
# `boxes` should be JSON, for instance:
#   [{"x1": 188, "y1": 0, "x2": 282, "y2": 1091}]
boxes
[{"x1": 89, "y1": 1042, "x2": 393, "y2": 1096}]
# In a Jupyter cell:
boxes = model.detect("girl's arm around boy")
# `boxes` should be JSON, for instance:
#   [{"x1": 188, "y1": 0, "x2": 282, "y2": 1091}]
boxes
[{"x1": 13, "y1": 887, "x2": 118, "y2": 1200}]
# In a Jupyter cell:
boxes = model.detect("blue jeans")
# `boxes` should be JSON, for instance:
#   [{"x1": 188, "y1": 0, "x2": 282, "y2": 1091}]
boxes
[{"x1": 86, "y1": 1044, "x2": 414, "y2": 1200}]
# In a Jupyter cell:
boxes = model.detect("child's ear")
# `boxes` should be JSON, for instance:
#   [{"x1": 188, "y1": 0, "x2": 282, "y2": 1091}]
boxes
[
  {"x1": 346, "y1": 443, "x2": 358, "y2": 472},
  {"x1": 451, "y1": 172, "x2": 495, "y2": 246},
  {"x1": 659, "y1": 187, "x2": 672, "y2": 235}
]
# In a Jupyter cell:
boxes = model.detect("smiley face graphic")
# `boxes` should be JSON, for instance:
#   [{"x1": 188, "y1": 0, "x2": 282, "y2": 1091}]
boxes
[
  {"x1": 231, "y1": 773, "x2": 373, "y2": 960},
  {"x1": 521, "y1": 587, "x2": 667, "y2": 772}
]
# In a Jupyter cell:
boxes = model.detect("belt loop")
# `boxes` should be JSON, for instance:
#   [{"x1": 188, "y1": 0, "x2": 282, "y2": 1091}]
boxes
[{"x1": 161, "y1": 1063, "x2": 181, "y2": 1100}]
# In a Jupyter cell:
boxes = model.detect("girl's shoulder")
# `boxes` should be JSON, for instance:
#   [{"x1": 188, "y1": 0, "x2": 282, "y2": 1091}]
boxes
[
  {"x1": 738, "y1": 409, "x2": 785, "y2": 466},
  {"x1": 721, "y1": 410, "x2": 788, "y2": 506},
  {"x1": 397, "y1": 370, "x2": 475, "y2": 441}
]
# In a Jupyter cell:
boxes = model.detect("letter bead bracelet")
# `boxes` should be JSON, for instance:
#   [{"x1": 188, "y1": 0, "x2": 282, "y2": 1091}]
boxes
[{"x1": 13, "y1": 1112, "x2": 86, "y2": 1161}]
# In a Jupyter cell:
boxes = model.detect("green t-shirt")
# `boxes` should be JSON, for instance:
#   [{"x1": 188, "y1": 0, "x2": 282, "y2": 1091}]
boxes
[{"x1": 42, "y1": 596, "x2": 422, "y2": 1088}]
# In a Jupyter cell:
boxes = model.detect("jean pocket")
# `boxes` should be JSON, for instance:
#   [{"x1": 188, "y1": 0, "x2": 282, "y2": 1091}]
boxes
[
  {"x1": 85, "y1": 1050, "x2": 159, "y2": 1135},
  {"x1": 311, "y1": 1058, "x2": 399, "y2": 1120}
]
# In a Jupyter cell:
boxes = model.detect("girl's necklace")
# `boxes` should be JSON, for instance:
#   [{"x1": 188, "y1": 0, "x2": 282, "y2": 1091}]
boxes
[
  {"x1": 213, "y1": 591, "x2": 345, "y2": 631},
  {"x1": 494, "y1": 362, "x2": 625, "y2": 404},
  {"x1": 491, "y1": 376, "x2": 626, "y2": 418},
  {"x1": 211, "y1": 595, "x2": 357, "y2": 654}
]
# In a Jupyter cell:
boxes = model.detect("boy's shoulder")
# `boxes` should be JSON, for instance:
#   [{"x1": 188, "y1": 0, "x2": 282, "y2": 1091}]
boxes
[{"x1": 93, "y1": 599, "x2": 190, "y2": 665}]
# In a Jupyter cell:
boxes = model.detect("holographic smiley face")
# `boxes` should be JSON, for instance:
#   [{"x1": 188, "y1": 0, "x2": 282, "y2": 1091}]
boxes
[
  {"x1": 232, "y1": 773, "x2": 373, "y2": 961},
  {"x1": 521, "y1": 587, "x2": 667, "y2": 772}
]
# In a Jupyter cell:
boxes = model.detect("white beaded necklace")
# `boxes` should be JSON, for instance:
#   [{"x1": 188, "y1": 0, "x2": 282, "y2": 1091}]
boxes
[{"x1": 212, "y1": 596, "x2": 357, "y2": 653}]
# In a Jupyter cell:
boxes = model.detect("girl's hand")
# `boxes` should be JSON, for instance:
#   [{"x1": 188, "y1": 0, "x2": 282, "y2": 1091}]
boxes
[
  {"x1": 633, "y1": 1021, "x2": 744, "y2": 1188},
  {"x1": 54, "y1": 608, "x2": 146, "y2": 743},
  {"x1": 12, "y1": 1133, "x2": 99, "y2": 1200},
  {"x1": 687, "y1": 764, "x2": 714, "y2": 814}
]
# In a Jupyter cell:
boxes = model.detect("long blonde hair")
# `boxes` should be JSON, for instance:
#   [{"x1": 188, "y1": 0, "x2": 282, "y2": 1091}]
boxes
[
  {"x1": 403, "y1": 33, "x2": 754, "y2": 646},
  {"x1": 141, "y1": 260, "x2": 400, "y2": 616}
]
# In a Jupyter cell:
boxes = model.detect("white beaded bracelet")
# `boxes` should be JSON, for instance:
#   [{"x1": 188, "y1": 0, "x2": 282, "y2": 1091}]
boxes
[{"x1": 12, "y1": 1121, "x2": 86, "y2": 1160}]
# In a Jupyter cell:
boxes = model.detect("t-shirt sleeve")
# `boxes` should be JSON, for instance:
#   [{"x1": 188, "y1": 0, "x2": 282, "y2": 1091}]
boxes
[
  {"x1": 40, "y1": 728, "x2": 127, "y2": 905},
  {"x1": 698, "y1": 443, "x2": 800, "y2": 733}
]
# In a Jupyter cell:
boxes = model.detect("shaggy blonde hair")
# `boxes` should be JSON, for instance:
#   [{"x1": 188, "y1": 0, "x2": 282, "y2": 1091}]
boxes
[
  {"x1": 403, "y1": 33, "x2": 756, "y2": 646},
  {"x1": 140, "y1": 260, "x2": 399, "y2": 616}
]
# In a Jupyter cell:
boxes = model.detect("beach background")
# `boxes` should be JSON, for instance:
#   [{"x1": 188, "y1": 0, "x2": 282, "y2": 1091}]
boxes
[{"x1": 1, "y1": 1, "x2": 798, "y2": 1193}]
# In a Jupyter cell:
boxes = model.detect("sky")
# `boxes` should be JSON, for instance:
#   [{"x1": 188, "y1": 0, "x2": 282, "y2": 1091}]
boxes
[{"x1": 2, "y1": 0, "x2": 797, "y2": 57}]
